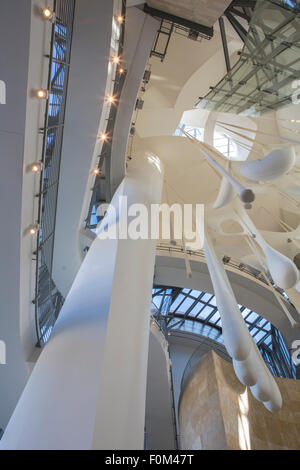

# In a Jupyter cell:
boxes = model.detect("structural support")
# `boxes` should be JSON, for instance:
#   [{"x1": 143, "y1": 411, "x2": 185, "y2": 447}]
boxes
[
  {"x1": 218, "y1": 17, "x2": 231, "y2": 74},
  {"x1": 143, "y1": 3, "x2": 213, "y2": 38},
  {"x1": 0, "y1": 154, "x2": 164, "y2": 450}
]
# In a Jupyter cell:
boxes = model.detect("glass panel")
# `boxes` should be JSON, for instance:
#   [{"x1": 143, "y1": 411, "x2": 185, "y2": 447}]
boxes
[
  {"x1": 176, "y1": 297, "x2": 196, "y2": 313},
  {"x1": 208, "y1": 312, "x2": 221, "y2": 324},
  {"x1": 197, "y1": 0, "x2": 300, "y2": 115},
  {"x1": 169, "y1": 294, "x2": 185, "y2": 311},
  {"x1": 245, "y1": 311, "x2": 259, "y2": 323},
  {"x1": 200, "y1": 293, "x2": 214, "y2": 303},
  {"x1": 197, "y1": 305, "x2": 215, "y2": 319}
]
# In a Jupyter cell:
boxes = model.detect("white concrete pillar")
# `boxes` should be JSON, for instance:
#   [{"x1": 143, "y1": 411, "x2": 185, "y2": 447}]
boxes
[{"x1": 0, "y1": 153, "x2": 163, "y2": 450}]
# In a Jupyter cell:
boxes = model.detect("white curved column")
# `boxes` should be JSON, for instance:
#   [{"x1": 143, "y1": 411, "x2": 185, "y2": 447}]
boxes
[{"x1": 0, "y1": 153, "x2": 163, "y2": 450}]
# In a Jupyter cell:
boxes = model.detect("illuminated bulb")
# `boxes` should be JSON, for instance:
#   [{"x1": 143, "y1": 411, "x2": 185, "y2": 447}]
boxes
[
  {"x1": 99, "y1": 133, "x2": 108, "y2": 141},
  {"x1": 93, "y1": 168, "x2": 101, "y2": 176},
  {"x1": 31, "y1": 163, "x2": 41, "y2": 173},
  {"x1": 29, "y1": 224, "x2": 39, "y2": 235},
  {"x1": 117, "y1": 15, "x2": 124, "y2": 23},
  {"x1": 112, "y1": 56, "x2": 120, "y2": 64},
  {"x1": 107, "y1": 95, "x2": 115, "y2": 104},
  {"x1": 42, "y1": 7, "x2": 53, "y2": 19},
  {"x1": 119, "y1": 68, "x2": 125, "y2": 74},
  {"x1": 36, "y1": 89, "x2": 48, "y2": 99}
]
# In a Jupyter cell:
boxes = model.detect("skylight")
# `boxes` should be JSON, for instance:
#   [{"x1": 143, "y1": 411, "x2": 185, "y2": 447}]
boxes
[{"x1": 152, "y1": 286, "x2": 296, "y2": 379}]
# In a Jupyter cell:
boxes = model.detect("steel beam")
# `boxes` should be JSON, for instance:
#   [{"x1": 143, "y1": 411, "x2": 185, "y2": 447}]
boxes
[
  {"x1": 143, "y1": 3, "x2": 213, "y2": 38},
  {"x1": 219, "y1": 17, "x2": 231, "y2": 73}
]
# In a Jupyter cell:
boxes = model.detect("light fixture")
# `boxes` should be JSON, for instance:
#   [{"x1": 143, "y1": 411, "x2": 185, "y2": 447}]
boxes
[
  {"x1": 116, "y1": 15, "x2": 124, "y2": 23},
  {"x1": 42, "y1": 7, "x2": 53, "y2": 18},
  {"x1": 106, "y1": 95, "x2": 115, "y2": 104},
  {"x1": 143, "y1": 70, "x2": 151, "y2": 83},
  {"x1": 42, "y1": 7, "x2": 56, "y2": 22},
  {"x1": 98, "y1": 132, "x2": 108, "y2": 141},
  {"x1": 119, "y1": 68, "x2": 125, "y2": 74},
  {"x1": 31, "y1": 162, "x2": 42, "y2": 173},
  {"x1": 28, "y1": 224, "x2": 39, "y2": 235},
  {"x1": 112, "y1": 56, "x2": 120, "y2": 64},
  {"x1": 135, "y1": 98, "x2": 144, "y2": 110},
  {"x1": 92, "y1": 168, "x2": 101, "y2": 176},
  {"x1": 36, "y1": 89, "x2": 48, "y2": 99}
]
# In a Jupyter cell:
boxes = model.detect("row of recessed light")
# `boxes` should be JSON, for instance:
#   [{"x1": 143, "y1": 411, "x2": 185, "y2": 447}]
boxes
[
  {"x1": 92, "y1": 16, "x2": 126, "y2": 177},
  {"x1": 29, "y1": 9, "x2": 126, "y2": 234}
]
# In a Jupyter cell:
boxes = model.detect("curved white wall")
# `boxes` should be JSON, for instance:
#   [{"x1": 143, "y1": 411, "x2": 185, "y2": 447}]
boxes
[{"x1": 0, "y1": 0, "x2": 50, "y2": 430}]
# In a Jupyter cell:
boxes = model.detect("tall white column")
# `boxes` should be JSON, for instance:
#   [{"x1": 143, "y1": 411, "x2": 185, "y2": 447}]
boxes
[{"x1": 0, "y1": 153, "x2": 163, "y2": 450}]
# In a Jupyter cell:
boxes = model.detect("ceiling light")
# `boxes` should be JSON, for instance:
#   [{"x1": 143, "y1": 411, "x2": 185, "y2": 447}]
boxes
[
  {"x1": 112, "y1": 56, "x2": 120, "y2": 64},
  {"x1": 36, "y1": 89, "x2": 48, "y2": 99},
  {"x1": 119, "y1": 68, "x2": 125, "y2": 74},
  {"x1": 98, "y1": 133, "x2": 108, "y2": 141},
  {"x1": 107, "y1": 95, "x2": 115, "y2": 104},
  {"x1": 29, "y1": 224, "x2": 39, "y2": 235},
  {"x1": 93, "y1": 168, "x2": 101, "y2": 176},
  {"x1": 116, "y1": 15, "x2": 124, "y2": 23},
  {"x1": 42, "y1": 7, "x2": 55, "y2": 21},
  {"x1": 31, "y1": 162, "x2": 42, "y2": 173}
]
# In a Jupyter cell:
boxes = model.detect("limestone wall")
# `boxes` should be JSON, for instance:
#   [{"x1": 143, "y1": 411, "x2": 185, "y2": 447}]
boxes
[{"x1": 179, "y1": 351, "x2": 300, "y2": 450}]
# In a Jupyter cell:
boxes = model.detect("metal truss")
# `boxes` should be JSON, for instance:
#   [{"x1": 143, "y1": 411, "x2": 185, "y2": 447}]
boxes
[
  {"x1": 197, "y1": 0, "x2": 300, "y2": 115},
  {"x1": 34, "y1": 0, "x2": 75, "y2": 345},
  {"x1": 144, "y1": 2, "x2": 213, "y2": 62},
  {"x1": 152, "y1": 285, "x2": 296, "y2": 379}
]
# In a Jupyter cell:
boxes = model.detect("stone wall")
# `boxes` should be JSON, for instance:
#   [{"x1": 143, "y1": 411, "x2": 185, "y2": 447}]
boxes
[{"x1": 179, "y1": 351, "x2": 300, "y2": 450}]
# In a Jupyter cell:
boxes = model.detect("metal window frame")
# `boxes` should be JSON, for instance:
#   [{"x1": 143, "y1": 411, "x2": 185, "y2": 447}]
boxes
[
  {"x1": 152, "y1": 284, "x2": 297, "y2": 379},
  {"x1": 34, "y1": 0, "x2": 76, "y2": 346}
]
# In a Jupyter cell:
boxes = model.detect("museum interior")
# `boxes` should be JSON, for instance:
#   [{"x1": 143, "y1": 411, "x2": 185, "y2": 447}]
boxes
[{"x1": 0, "y1": 0, "x2": 300, "y2": 450}]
